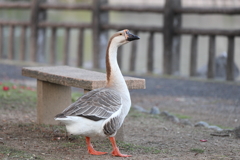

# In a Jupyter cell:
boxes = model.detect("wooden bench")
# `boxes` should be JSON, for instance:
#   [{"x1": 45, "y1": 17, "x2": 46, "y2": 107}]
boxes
[{"x1": 22, "y1": 66, "x2": 145, "y2": 140}]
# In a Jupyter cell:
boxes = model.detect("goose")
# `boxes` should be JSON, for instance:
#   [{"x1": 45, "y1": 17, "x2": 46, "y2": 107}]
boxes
[{"x1": 55, "y1": 29, "x2": 140, "y2": 157}]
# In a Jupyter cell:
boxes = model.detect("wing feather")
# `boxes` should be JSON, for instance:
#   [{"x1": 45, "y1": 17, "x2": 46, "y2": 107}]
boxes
[{"x1": 56, "y1": 88, "x2": 122, "y2": 121}]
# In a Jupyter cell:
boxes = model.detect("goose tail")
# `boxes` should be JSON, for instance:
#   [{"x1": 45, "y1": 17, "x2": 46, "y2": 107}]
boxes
[{"x1": 54, "y1": 114, "x2": 76, "y2": 125}]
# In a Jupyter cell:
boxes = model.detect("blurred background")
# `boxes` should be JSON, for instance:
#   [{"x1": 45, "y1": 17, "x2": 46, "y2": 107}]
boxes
[{"x1": 0, "y1": 0, "x2": 239, "y2": 80}]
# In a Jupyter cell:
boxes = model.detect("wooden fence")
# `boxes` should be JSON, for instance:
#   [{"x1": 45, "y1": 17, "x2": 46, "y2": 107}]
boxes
[{"x1": 0, "y1": 0, "x2": 240, "y2": 81}]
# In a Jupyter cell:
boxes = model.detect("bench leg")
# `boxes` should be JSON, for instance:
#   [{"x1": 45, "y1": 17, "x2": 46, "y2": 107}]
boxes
[
  {"x1": 84, "y1": 89, "x2": 124, "y2": 141},
  {"x1": 37, "y1": 80, "x2": 71, "y2": 124}
]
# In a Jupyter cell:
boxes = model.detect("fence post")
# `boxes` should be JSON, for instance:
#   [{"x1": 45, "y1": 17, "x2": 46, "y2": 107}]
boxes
[
  {"x1": 30, "y1": 0, "x2": 46, "y2": 62},
  {"x1": 129, "y1": 31, "x2": 138, "y2": 72},
  {"x1": 189, "y1": 35, "x2": 198, "y2": 76},
  {"x1": 163, "y1": 0, "x2": 181, "y2": 75},
  {"x1": 20, "y1": 26, "x2": 27, "y2": 61},
  {"x1": 207, "y1": 35, "x2": 216, "y2": 79},
  {"x1": 77, "y1": 28, "x2": 84, "y2": 67},
  {"x1": 226, "y1": 36, "x2": 235, "y2": 81},
  {"x1": 8, "y1": 25, "x2": 15, "y2": 60},
  {"x1": 147, "y1": 32, "x2": 154, "y2": 73},
  {"x1": 50, "y1": 27, "x2": 56, "y2": 65},
  {"x1": 64, "y1": 27, "x2": 70, "y2": 65},
  {"x1": 92, "y1": 0, "x2": 108, "y2": 69}
]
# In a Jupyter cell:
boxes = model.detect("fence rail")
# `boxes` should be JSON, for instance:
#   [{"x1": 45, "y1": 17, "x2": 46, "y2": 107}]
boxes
[
  {"x1": 0, "y1": 0, "x2": 239, "y2": 81},
  {"x1": 38, "y1": 22, "x2": 91, "y2": 28},
  {"x1": 0, "y1": 21, "x2": 30, "y2": 26},
  {"x1": 100, "y1": 5, "x2": 164, "y2": 13},
  {"x1": 175, "y1": 28, "x2": 240, "y2": 36},
  {"x1": 102, "y1": 24, "x2": 163, "y2": 32},
  {"x1": 40, "y1": 3, "x2": 92, "y2": 10},
  {"x1": 174, "y1": 7, "x2": 240, "y2": 14},
  {"x1": 0, "y1": 2, "x2": 30, "y2": 9}
]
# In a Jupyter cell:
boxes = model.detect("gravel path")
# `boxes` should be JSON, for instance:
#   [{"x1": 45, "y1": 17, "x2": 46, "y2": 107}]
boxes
[
  {"x1": 0, "y1": 63, "x2": 33, "y2": 81},
  {"x1": 130, "y1": 76, "x2": 240, "y2": 101}
]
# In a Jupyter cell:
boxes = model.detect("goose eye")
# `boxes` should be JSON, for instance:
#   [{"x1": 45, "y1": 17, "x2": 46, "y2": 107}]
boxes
[{"x1": 119, "y1": 33, "x2": 122, "y2": 35}]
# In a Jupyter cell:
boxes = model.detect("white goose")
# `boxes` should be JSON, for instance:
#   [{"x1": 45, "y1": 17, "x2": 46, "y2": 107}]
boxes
[{"x1": 55, "y1": 29, "x2": 140, "y2": 157}]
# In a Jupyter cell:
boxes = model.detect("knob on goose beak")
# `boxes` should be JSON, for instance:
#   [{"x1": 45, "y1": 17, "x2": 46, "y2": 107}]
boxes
[{"x1": 125, "y1": 30, "x2": 140, "y2": 41}]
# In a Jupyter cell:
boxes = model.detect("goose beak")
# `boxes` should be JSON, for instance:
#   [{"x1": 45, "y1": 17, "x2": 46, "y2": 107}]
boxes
[{"x1": 125, "y1": 30, "x2": 140, "y2": 41}]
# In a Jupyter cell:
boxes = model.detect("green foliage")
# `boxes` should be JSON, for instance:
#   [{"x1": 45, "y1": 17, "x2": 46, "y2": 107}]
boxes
[
  {"x1": 60, "y1": 142, "x2": 77, "y2": 148},
  {"x1": 212, "y1": 124, "x2": 234, "y2": 130},
  {"x1": 117, "y1": 141, "x2": 161, "y2": 154},
  {"x1": 128, "y1": 110, "x2": 145, "y2": 118},
  {"x1": 173, "y1": 113, "x2": 192, "y2": 119},
  {"x1": 190, "y1": 148, "x2": 204, "y2": 154},
  {"x1": 0, "y1": 82, "x2": 36, "y2": 109},
  {"x1": 0, "y1": 82, "x2": 84, "y2": 108},
  {"x1": 71, "y1": 92, "x2": 83, "y2": 102},
  {"x1": 128, "y1": 108, "x2": 163, "y2": 121}
]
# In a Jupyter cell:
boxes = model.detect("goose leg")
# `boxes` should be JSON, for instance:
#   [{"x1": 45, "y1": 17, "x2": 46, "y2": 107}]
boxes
[
  {"x1": 86, "y1": 137, "x2": 107, "y2": 155},
  {"x1": 109, "y1": 137, "x2": 132, "y2": 157}
]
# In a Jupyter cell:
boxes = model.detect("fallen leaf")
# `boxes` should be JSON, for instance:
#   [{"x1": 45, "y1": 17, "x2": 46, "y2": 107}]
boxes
[
  {"x1": 12, "y1": 85, "x2": 17, "y2": 89},
  {"x1": 200, "y1": 139, "x2": 207, "y2": 142},
  {"x1": 2, "y1": 86, "x2": 9, "y2": 91},
  {"x1": 20, "y1": 86, "x2": 25, "y2": 89}
]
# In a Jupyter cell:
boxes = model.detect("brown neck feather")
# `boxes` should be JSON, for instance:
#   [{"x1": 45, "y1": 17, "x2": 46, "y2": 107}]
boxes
[{"x1": 106, "y1": 36, "x2": 114, "y2": 83}]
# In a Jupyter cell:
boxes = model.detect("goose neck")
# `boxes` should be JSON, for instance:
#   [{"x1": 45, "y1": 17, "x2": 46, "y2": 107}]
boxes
[{"x1": 106, "y1": 43, "x2": 128, "y2": 94}]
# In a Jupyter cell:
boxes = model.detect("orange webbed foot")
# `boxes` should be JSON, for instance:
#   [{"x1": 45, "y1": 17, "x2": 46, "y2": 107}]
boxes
[
  {"x1": 111, "y1": 147, "x2": 132, "y2": 157},
  {"x1": 88, "y1": 147, "x2": 107, "y2": 155},
  {"x1": 86, "y1": 137, "x2": 107, "y2": 155},
  {"x1": 109, "y1": 137, "x2": 132, "y2": 157}
]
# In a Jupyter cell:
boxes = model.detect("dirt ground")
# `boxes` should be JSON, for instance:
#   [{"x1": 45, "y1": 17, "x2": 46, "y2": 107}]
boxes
[{"x1": 1, "y1": 93, "x2": 240, "y2": 160}]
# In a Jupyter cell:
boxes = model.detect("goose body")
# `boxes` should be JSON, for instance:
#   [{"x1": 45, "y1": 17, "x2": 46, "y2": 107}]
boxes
[
  {"x1": 55, "y1": 29, "x2": 139, "y2": 157},
  {"x1": 55, "y1": 88, "x2": 128, "y2": 138}
]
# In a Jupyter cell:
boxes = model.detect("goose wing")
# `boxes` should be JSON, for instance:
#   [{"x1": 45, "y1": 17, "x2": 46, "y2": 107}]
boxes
[{"x1": 56, "y1": 88, "x2": 122, "y2": 121}]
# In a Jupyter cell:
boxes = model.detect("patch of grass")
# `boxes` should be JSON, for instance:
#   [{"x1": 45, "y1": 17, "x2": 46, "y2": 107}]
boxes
[
  {"x1": 40, "y1": 124, "x2": 67, "y2": 136},
  {"x1": 128, "y1": 109, "x2": 146, "y2": 118},
  {"x1": 140, "y1": 146, "x2": 161, "y2": 154},
  {"x1": 58, "y1": 136, "x2": 86, "y2": 149},
  {"x1": 61, "y1": 142, "x2": 77, "y2": 148},
  {"x1": 173, "y1": 113, "x2": 192, "y2": 119},
  {"x1": 95, "y1": 138, "x2": 160, "y2": 154},
  {"x1": 128, "y1": 109, "x2": 163, "y2": 121},
  {"x1": 0, "y1": 82, "x2": 84, "y2": 109},
  {"x1": 118, "y1": 142, "x2": 136, "y2": 151},
  {"x1": 71, "y1": 92, "x2": 83, "y2": 102},
  {"x1": 129, "y1": 111, "x2": 145, "y2": 118},
  {"x1": 150, "y1": 115, "x2": 164, "y2": 120},
  {"x1": 117, "y1": 141, "x2": 161, "y2": 154},
  {"x1": 190, "y1": 148, "x2": 204, "y2": 154},
  {"x1": 0, "y1": 82, "x2": 36, "y2": 109},
  {"x1": 0, "y1": 145, "x2": 43, "y2": 159},
  {"x1": 40, "y1": 124, "x2": 66, "y2": 131},
  {"x1": 67, "y1": 135, "x2": 85, "y2": 142},
  {"x1": 213, "y1": 124, "x2": 234, "y2": 130},
  {"x1": 161, "y1": 149, "x2": 171, "y2": 154}
]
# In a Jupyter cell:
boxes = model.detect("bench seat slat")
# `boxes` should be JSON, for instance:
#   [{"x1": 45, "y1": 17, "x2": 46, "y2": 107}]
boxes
[{"x1": 22, "y1": 66, "x2": 145, "y2": 90}]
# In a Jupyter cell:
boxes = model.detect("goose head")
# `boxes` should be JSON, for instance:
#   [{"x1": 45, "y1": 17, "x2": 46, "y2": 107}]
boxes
[
  {"x1": 105, "y1": 29, "x2": 140, "y2": 86},
  {"x1": 110, "y1": 29, "x2": 140, "y2": 47}
]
